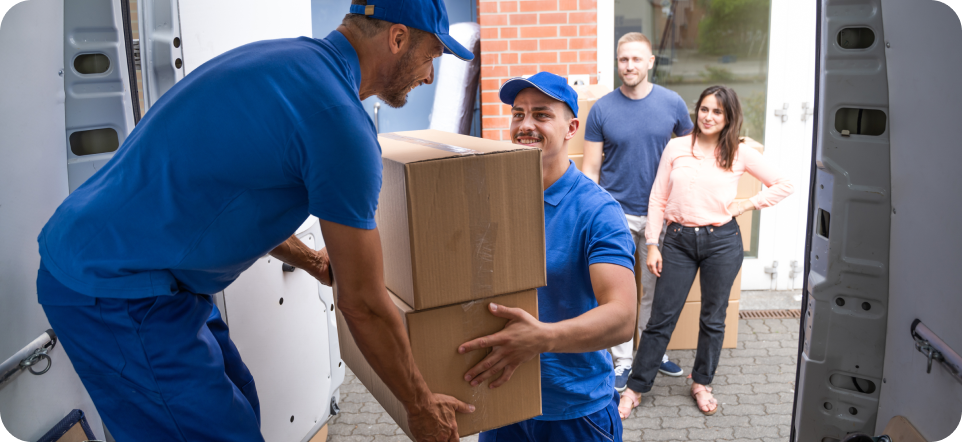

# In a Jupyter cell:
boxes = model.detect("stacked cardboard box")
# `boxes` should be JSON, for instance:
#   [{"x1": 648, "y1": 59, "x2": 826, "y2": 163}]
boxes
[
  {"x1": 336, "y1": 130, "x2": 547, "y2": 438},
  {"x1": 567, "y1": 83, "x2": 612, "y2": 169}
]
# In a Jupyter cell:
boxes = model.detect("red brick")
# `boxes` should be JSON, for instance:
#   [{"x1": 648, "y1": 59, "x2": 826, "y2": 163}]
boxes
[
  {"x1": 482, "y1": 104, "x2": 503, "y2": 116},
  {"x1": 539, "y1": 64, "x2": 568, "y2": 76},
  {"x1": 560, "y1": 0, "x2": 578, "y2": 10},
  {"x1": 540, "y1": 38, "x2": 568, "y2": 50},
  {"x1": 482, "y1": 129, "x2": 501, "y2": 140},
  {"x1": 481, "y1": 78, "x2": 501, "y2": 91},
  {"x1": 579, "y1": 24, "x2": 597, "y2": 37},
  {"x1": 520, "y1": 26, "x2": 557, "y2": 38},
  {"x1": 503, "y1": 104, "x2": 514, "y2": 114},
  {"x1": 568, "y1": 11, "x2": 596, "y2": 23},
  {"x1": 501, "y1": 130, "x2": 511, "y2": 140},
  {"x1": 559, "y1": 25, "x2": 578, "y2": 36},
  {"x1": 568, "y1": 63, "x2": 595, "y2": 75},
  {"x1": 499, "y1": 1, "x2": 518, "y2": 12},
  {"x1": 484, "y1": 116, "x2": 511, "y2": 127},
  {"x1": 481, "y1": 91, "x2": 500, "y2": 104},
  {"x1": 521, "y1": 51, "x2": 558, "y2": 64},
  {"x1": 579, "y1": 0, "x2": 596, "y2": 9},
  {"x1": 569, "y1": 37, "x2": 596, "y2": 49},
  {"x1": 479, "y1": 2, "x2": 499, "y2": 13},
  {"x1": 510, "y1": 64, "x2": 539, "y2": 76},
  {"x1": 481, "y1": 53, "x2": 499, "y2": 65},
  {"x1": 481, "y1": 39, "x2": 508, "y2": 52},
  {"x1": 560, "y1": 51, "x2": 578, "y2": 63},
  {"x1": 539, "y1": 12, "x2": 567, "y2": 24},
  {"x1": 519, "y1": 0, "x2": 558, "y2": 12},
  {"x1": 500, "y1": 27, "x2": 518, "y2": 38},
  {"x1": 579, "y1": 50, "x2": 597, "y2": 62},
  {"x1": 500, "y1": 52, "x2": 519, "y2": 64},
  {"x1": 509, "y1": 39, "x2": 539, "y2": 51},
  {"x1": 480, "y1": 14, "x2": 508, "y2": 26},
  {"x1": 480, "y1": 27, "x2": 499, "y2": 40},
  {"x1": 510, "y1": 13, "x2": 538, "y2": 25},
  {"x1": 481, "y1": 65, "x2": 509, "y2": 77}
]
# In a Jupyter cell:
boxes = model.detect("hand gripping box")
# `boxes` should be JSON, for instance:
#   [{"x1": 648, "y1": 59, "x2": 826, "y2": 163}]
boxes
[
  {"x1": 335, "y1": 288, "x2": 542, "y2": 438},
  {"x1": 377, "y1": 130, "x2": 547, "y2": 310}
]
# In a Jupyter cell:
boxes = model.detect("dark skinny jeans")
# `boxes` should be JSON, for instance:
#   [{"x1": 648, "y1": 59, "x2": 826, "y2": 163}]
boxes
[{"x1": 626, "y1": 218, "x2": 744, "y2": 393}]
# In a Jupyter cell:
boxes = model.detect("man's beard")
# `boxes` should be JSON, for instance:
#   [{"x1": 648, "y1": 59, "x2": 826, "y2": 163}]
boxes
[
  {"x1": 514, "y1": 130, "x2": 544, "y2": 144},
  {"x1": 378, "y1": 47, "x2": 421, "y2": 109},
  {"x1": 620, "y1": 70, "x2": 646, "y2": 88}
]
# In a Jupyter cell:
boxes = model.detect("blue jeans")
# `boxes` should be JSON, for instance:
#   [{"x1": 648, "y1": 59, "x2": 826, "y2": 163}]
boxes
[
  {"x1": 38, "y1": 263, "x2": 263, "y2": 442},
  {"x1": 479, "y1": 392, "x2": 622, "y2": 442},
  {"x1": 627, "y1": 218, "x2": 744, "y2": 392}
]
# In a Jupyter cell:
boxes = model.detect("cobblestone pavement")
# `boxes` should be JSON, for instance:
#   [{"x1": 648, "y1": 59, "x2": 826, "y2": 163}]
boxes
[{"x1": 327, "y1": 318, "x2": 800, "y2": 441}]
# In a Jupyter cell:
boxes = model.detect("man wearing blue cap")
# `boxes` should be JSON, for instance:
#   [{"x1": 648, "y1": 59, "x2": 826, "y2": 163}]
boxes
[
  {"x1": 35, "y1": 1, "x2": 475, "y2": 440},
  {"x1": 456, "y1": 72, "x2": 637, "y2": 441}
]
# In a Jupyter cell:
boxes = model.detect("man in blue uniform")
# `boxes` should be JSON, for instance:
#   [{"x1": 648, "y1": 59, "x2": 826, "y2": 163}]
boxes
[
  {"x1": 35, "y1": 1, "x2": 475, "y2": 441},
  {"x1": 456, "y1": 72, "x2": 638, "y2": 441}
]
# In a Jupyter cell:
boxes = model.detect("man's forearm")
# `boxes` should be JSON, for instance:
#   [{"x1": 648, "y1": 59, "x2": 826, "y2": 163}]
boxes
[
  {"x1": 542, "y1": 301, "x2": 634, "y2": 354},
  {"x1": 269, "y1": 235, "x2": 330, "y2": 283}
]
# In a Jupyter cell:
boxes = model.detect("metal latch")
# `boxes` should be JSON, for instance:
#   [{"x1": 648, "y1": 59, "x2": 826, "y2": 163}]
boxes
[
  {"x1": 801, "y1": 102, "x2": 814, "y2": 122},
  {"x1": 774, "y1": 103, "x2": 789, "y2": 122},
  {"x1": 911, "y1": 319, "x2": 962, "y2": 384},
  {"x1": 132, "y1": 39, "x2": 141, "y2": 71}
]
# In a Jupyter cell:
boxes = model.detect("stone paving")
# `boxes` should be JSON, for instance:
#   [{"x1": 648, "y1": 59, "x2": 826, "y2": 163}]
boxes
[{"x1": 326, "y1": 318, "x2": 800, "y2": 441}]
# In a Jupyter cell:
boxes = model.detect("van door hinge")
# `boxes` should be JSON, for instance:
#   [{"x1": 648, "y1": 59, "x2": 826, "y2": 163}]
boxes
[{"x1": 132, "y1": 39, "x2": 141, "y2": 70}]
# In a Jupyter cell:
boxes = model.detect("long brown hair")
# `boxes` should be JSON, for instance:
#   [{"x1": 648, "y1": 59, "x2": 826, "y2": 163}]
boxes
[{"x1": 691, "y1": 85, "x2": 743, "y2": 171}]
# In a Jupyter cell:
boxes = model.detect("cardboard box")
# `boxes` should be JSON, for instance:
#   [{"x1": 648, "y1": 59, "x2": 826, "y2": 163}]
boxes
[
  {"x1": 734, "y1": 202, "x2": 753, "y2": 252},
  {"x1": 568, "y1": 84, "x2": 613, "y2": 155},
  {"x1": 569, "y1": 154, "x2": 583, "y2": 171},
  {"x1": 736, "y1": 140, "x2": 764, "y2": 199},
  {"x1": 336, "y1": 288, "x2": 542, "y2": 438},
  {"x1": 666, "y1": 300, "x2": 740, "y2": 350},
  {"x1": 377, "y1": 130, "x2": 547, "y2": 310}
]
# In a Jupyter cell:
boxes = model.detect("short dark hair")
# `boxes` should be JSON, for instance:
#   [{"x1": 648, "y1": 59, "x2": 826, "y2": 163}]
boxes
[{"x1": 342, "y1": 0, "x2": 431, "y2": 43}]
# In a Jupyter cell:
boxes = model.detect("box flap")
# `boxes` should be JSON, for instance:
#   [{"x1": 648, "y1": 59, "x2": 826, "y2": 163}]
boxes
[{"x1": 379, "y1": 129, "x2": 536, "y2": 165}]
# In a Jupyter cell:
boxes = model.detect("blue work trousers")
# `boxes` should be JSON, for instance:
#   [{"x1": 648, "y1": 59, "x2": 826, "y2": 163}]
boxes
[
  {"x1": 38, "y1": 264, "x2": 263, "y2": 442},
  {"x1": 479, "y1": 392, "x2": 622, "y2": 442},
  {"x1": 627, "y1": 218, "x2": 744, "y2": 393}
]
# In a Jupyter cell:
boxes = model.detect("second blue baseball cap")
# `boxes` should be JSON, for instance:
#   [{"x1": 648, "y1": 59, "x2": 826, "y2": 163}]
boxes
[
  {"x1": 349, "y1": 1, "x2": 475, "y2": 61},
  {"x1": 499, "y1": 72, "x2": 579, "y2": 116}
]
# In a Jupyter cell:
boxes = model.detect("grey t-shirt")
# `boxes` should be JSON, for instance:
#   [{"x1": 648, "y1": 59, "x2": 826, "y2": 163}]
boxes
[{"x1": 585, "y1": 85, "x2": 693, "y2": 216}]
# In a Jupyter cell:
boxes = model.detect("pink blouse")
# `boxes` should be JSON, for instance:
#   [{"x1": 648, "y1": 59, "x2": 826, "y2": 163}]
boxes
[{"x1": 645, "y1": 135, "x2": 794, "y2": 244}]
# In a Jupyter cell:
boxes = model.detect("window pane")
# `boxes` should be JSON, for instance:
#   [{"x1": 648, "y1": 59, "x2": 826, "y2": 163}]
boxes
[{"x1": 613, "y1": 0, "x2": 772, "y2": 140}]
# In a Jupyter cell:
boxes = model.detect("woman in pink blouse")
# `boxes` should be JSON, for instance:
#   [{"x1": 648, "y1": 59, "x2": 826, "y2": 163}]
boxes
[{"x1": 618, "y1": 85, "x2": 794, "y2": 418}]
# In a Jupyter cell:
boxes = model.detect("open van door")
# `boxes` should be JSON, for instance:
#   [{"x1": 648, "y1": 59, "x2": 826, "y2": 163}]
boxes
[{"x1": 792, "y1": 0, "x2": 962, "y2": 440}]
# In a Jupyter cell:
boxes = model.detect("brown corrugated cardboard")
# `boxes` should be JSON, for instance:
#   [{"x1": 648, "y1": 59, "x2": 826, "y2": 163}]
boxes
[
  {"x1": 568, "y1": 84, "x2": 613, "y2": 155},
  {"x1": 736, "y1": 141, "x2": 764, "y2": 199},
  {"x1": 666, "y1": 300, "x2": 739, "y2": 350},
  {"x1": 377, "y1": 129, "x2": 547, "y2": 310},
  {"x1": 685, "y1": 268, "x2": 743, "y2": 303},
  {"x1": 336, "y1": 288, "x2": 542, "y2": 438},
  {"x1": 734, "y1": 202, "x2": 753, "y2": 252},
  {"x1": 568, "y1": 154, "x2": 583, "y2": 171}
]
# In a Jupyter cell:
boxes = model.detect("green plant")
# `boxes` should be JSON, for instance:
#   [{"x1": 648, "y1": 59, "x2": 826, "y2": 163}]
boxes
[
  {"x1": 741, "y1": 91, "x2": 767, "y2": 139},
  {"x1": 696, "y1": 0, "x2": 771, "y2": 56},
  {"x1": 701, "y1": 65, "x2": 735, "y2": 82}
]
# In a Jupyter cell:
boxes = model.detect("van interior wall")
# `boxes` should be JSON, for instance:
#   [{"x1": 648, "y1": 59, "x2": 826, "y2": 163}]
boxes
[{"x1": 0, "y1": 0, "x2": 106, "y2": 439}]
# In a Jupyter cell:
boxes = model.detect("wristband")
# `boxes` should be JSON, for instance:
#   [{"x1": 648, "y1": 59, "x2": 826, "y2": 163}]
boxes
[{"x1": 645, "y1": 242, "x2": 659, "y2": 247}]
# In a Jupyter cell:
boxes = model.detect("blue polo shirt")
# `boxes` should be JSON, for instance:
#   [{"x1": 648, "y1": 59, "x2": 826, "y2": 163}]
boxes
[
  {"x1": 536, "y1": 160, "x2": 635, "y2": 421},
  {"x1": 38, "y1": 31, "x2": 382, "y2": 302}
]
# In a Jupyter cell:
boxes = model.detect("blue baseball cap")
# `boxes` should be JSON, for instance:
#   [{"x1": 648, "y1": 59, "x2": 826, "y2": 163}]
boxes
[
  {"x1": 499, "y1": 72, "x2": 579, "y2": 116},
  {"x1": 349, "y1": 1, "x2": 474, "y2": 61}
]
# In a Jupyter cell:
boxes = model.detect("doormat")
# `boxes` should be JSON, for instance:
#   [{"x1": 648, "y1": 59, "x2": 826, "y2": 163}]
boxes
[{"x1": 739, "y1": 309, "x2": 802, "y2": 320}]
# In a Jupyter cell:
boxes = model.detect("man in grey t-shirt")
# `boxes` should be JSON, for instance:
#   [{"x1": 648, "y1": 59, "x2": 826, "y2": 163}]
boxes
[{"x1": 582, "y1": 32, "x2": 694, "y2": 392}]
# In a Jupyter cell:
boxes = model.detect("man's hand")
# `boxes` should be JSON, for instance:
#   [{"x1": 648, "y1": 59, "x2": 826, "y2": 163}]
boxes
[
  {"x1": 458, "y1": 303, "x2": 548, "y2": 389},
  {"x1": 407, "y1": 393, "x2": 475, "y2": 442},
  {"x1": 268, "y1": 235, "x2": 333, "y2": 286},
  {"x1": 313, "y1": 247, "x2": 333, "y2": 286}
]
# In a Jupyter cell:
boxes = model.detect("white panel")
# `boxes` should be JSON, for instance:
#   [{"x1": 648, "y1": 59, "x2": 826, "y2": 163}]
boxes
[
  {"x1": 0, "y1": 0, "x2": 104, "y2": 439},
  {"x1": 877, "y1": 0, "x2": 962, "y2": 438},
  {"x1": 596, "y1": 0, "x2": 614, "y2": 88},
  {"x1": 178, "y1": 0, "x2": 312, "y2": 74},
  {"x1": 223, "y1": 231, "x2": 333, "y2": 442}
]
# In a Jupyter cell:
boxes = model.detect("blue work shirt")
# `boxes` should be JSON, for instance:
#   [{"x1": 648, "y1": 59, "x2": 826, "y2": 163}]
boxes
[
  {"x1": 536, "y1": 160, "x2": 635, "y2": 421},
  {"x1": 38, "y1": 31, "x2": 381, "y2": 302},
  {"x1": 584, "y1": 85, "x2": 693, "y2": 216}
]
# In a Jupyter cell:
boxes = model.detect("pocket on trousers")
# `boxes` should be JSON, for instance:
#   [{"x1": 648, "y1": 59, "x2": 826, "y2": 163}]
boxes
[{"x1": 583, "y1": 412, "x2": 615, "y2": 442}]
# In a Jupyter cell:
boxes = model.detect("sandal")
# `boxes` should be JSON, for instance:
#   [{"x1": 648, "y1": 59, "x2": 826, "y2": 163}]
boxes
[
  {"x1": 691, "y1": 384, "x2": 720, "y2": 416},
  {"x1": 618, "y1": 389, "x2": 641, "y2": 420}
]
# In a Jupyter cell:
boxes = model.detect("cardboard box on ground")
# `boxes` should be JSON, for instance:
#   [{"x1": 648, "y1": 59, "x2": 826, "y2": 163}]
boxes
[
  {"x1": 335, "y1": 287, "x2": 542, "y2": 439},
  {"x1": 377, "y1": 130, "x2": 547, "y2": 310}
]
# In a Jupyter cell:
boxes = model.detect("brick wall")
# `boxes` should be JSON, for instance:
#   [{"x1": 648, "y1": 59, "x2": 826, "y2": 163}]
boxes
[{"x1": 478, "y1": 0, "x2": 598, "y2": 140}]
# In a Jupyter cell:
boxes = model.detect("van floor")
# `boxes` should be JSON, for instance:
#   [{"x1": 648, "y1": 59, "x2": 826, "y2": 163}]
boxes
[{"x1": 326, "y1": 318, "x2": 800, "y2": 441}]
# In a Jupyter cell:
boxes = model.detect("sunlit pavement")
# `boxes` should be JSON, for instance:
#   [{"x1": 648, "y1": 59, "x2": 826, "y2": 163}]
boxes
[{"x1": 326, "y1": 318, "x2": 801, "y2": 441}]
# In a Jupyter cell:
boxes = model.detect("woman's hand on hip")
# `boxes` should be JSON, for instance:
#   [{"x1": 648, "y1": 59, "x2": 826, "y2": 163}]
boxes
[{"x1": 647, "y1": 245, "x2": 663, "y2": 277}]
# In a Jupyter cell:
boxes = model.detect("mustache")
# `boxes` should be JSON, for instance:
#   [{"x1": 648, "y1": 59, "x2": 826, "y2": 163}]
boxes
[{"x1": 515, "y1": 131, "x2": 544, "y2": 141}]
